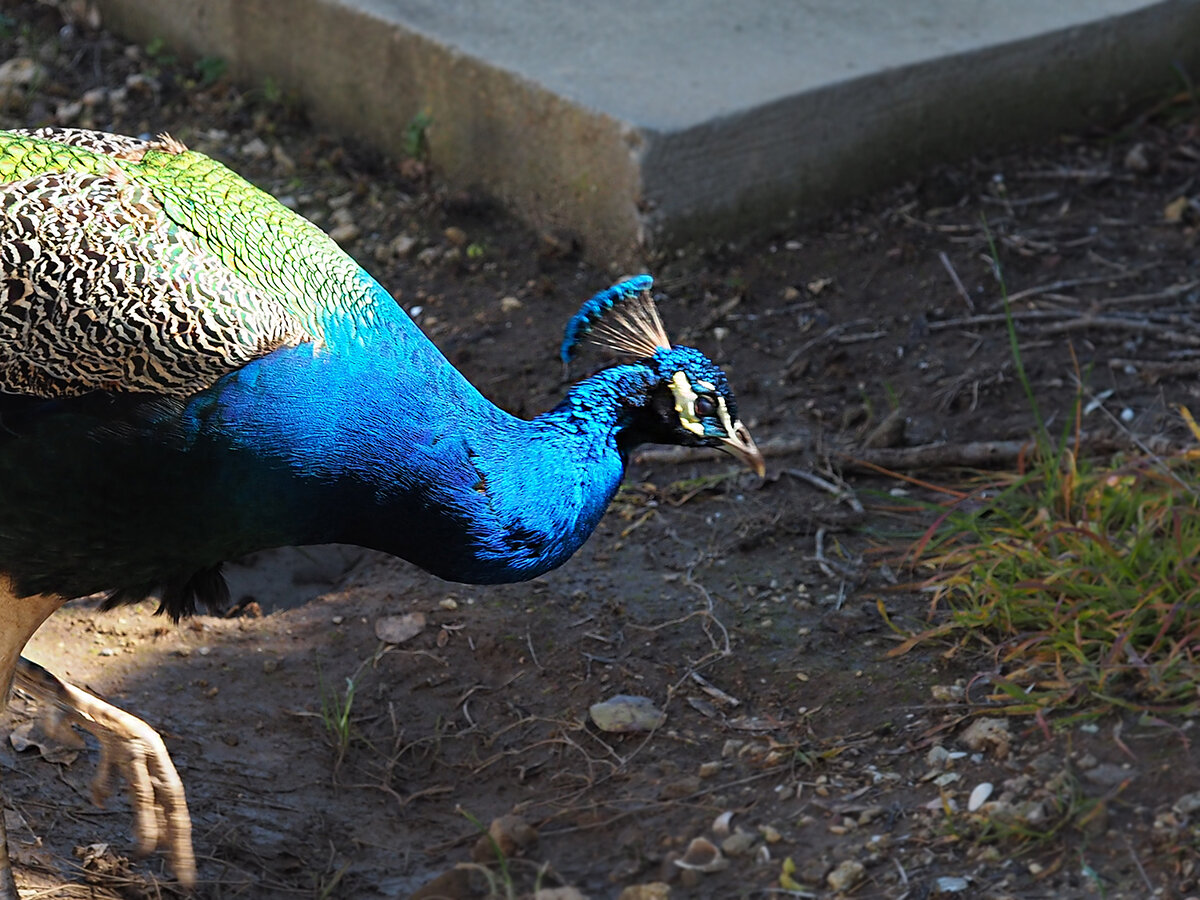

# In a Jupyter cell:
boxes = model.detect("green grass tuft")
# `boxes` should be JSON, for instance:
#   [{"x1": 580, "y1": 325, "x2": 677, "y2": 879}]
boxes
[{"x1": 909, "y1": 439, "x2": 1200, "y2": 716}]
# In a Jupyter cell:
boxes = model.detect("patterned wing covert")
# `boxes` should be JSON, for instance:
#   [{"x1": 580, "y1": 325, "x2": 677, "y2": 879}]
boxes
[{"x1": 0, "y1": 128, "x2": 317, "y2": 397}]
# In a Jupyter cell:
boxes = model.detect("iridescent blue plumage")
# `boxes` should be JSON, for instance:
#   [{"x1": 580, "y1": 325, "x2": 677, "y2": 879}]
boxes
[{"x1": 0, "y1": 129, "x2": 764, "y2": 891}]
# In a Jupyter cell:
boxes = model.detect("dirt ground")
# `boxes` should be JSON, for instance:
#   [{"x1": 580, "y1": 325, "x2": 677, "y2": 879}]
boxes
[{"x1": 3, "y1": 3, "x2": 1200, "y2": 898}]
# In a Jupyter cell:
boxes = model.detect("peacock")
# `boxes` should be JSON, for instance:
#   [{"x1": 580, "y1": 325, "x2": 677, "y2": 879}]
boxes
[{"x1": 0, "y1": 127, "x2": 762, "y2": 893}]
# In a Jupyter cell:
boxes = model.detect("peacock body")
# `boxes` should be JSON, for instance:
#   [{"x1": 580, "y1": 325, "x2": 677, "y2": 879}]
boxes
[{"x1": 0, "y1": 127, "x2": 761, "y2": 891}]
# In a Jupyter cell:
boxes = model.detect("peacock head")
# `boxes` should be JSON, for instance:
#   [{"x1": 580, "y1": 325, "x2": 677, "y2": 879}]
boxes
[{"x1": 561, "y1": 276, "x2": 765, "y2": 476}]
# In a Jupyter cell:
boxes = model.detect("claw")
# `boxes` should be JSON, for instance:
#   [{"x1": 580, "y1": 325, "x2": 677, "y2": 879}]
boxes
[{"x1": 14, "y1": 659, "x2": 196, "y2": 887}]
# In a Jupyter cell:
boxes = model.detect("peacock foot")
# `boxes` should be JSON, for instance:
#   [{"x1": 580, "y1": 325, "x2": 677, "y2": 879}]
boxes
[{"x1": 15, "y1": 658, "x2": 196, "y2": 887}]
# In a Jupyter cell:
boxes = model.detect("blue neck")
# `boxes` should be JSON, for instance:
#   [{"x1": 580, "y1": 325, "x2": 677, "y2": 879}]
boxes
[{"x1": 185, "y1": 291, "x2": 659, "y2": 583}]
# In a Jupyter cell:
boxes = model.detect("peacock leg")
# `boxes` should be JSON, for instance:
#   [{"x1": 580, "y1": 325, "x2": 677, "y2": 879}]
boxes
[
  {"x1": 0, "y1": 810, "x2": 16, "y2": 900},
  {"x1": 0, "y1": 588, "x2": 66, "y2": 900},
  {"x1": 14, "y1": 659, "x2": 196, "y2": 887}
]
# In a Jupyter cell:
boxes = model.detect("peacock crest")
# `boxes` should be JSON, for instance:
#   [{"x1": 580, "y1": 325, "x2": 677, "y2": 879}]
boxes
[{"x1": 559, "y1": 275, "x2": 671, "y2": 365}]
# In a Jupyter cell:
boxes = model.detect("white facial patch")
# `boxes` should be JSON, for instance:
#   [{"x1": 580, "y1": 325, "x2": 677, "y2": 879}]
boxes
[{"x1": 670, "y1": 371, "x2": 707, "y2": 436}]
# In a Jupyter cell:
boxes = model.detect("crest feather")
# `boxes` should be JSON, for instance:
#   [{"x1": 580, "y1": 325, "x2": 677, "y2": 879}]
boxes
[{"x1": 560, "y1": 275, "x2": 671, "y2": 364}]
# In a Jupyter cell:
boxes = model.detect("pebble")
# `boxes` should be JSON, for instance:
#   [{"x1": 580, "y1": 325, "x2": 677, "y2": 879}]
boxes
[
  {"x1": 390, "y1": 234, "x2": 418, "y2": 258},
  {"x1": 674, "y1": 837, "x2": 726, "y2": 872},
  {"x1": 711, "y1": 810, "x2": 733, "y2": 836},
  {"x1": 1175, "y1": 791, "x2": 1200, "y2": 815},
  {"x1": 439, "y1": 597, "x2": 459, "y2": 610},
  {"x1": 926, "y1": 744, "x2": 952, "y2": 769},
  {"x1": 658, "y1": 776, "x2": 701, "y2": 800},
  {"x1": 328, "y1": 222, "x2": 360, "y2": 245},
  {"x1": 1124, "y1": 143, "x2": 1151, "y2": 172},
  {"x1": 374, "y1": 611, "x2": 427, "y2": 644},
  {"x1": 720, "y1": 830, "x2": 757, "y2": 857},
  {"x1": 262, "y1": 659, "x2": 280, "y2": 674},
  {"x1": 697, "y1": 761, "x2": 721, "y2": 778},
  {"x1": 826, "y1": 859, "x2": 865, "y2": 892},
  {"x1": 959, "y1": 717, "x2": 1011, "y2": 758},
  {"x1": 759, "y1": 824, "x2": 781, "y2": 843},
  {"x1": 443, "y1": 226, "x2": 468, "y2": 246},
  {"x1": 968, "y1": 782, "x2": 994, "y2": 812},
  {"x1": 471, "y1": 814, "x2": 536, "y2": 861},
  {"x1": 499, "y1": 295, "x2": 523, "y2": 313},
  {"x1": 589, "y1": 695, "x2": 666, "y2": 733},
  {"x1": 616, "y1": 886, "x2": 670, "y2": 900},
  {"x1": 271, "y1": 144, "x2": 296, "y2": 174},
  {"x1": 241, "y1": 137, "x2": 269, "y2": 159},
  {"x1": 124, "y1": 72, "x2": 159, "y2": 94},
  {"x1": 1083, "y1": 762, "x2": 1134, "y2": 787},
  {"x1": 98, "y1": 647, "x2": 116, "y2": 657}
]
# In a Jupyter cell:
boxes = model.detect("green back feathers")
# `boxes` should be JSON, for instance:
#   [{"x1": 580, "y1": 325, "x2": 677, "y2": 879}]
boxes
[{"x1": 0, "y1": 128, "x2": 386, "y2": 398}]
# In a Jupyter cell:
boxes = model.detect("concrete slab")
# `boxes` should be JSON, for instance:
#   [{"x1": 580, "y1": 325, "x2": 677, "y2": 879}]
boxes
[{"x1": 94, "y1": 0, "x2": 1200, "y2": 263}]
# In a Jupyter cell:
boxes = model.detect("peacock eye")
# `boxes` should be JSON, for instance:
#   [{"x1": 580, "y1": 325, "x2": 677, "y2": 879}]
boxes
[{"x1": 693, "y1": 394, "x2": 717, "y2": 417}]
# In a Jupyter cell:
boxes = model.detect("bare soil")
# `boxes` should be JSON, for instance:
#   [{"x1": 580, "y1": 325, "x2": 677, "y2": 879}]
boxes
[{"x1": 2, "y1": 3, "x2": 1200, "y2": 898}]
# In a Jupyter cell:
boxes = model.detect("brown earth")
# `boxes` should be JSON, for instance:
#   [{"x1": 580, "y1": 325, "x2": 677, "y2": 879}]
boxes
[{"x1": 2, "y1": 3, "x2": 1200, "y2": 898}]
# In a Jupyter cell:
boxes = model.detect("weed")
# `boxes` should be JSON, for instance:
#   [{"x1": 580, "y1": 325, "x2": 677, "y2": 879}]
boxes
[
  {"x1": 193, "y1": 55, "x2": 227, "y2": 87},
  {"x1": 458, "y1": 806, "x2": 515, "y2": 898},
  {"x1": 318, "y1": 667, "x2": 358, "y2": 767},
  {"x1": 404, "y1": 110, "x2": 433, "y2": 161},
  {"x1": 899, "y1": 226, "x2": 1200, "y2": 717}
]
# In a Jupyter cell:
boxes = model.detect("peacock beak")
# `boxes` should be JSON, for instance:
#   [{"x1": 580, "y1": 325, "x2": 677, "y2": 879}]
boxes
[{"x1": 721, "y1": 421, "x2": 765, "y2": 477}]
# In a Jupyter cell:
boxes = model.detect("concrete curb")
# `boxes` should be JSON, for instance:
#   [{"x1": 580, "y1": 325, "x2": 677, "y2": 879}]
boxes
[{"x1": 94, "y1": 0, "x2": 1200, "y2": 264}]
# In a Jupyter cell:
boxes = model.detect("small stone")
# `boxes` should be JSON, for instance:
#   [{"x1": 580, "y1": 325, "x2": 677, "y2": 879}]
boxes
[
  {"x1": 720, "y1": 739, "x2": 743, "y2": 758},
  {"x1": 926, "y1": 744, "x2": 952, "y2": 769},
  {"x1": 968, "y1": 782, "x2": 994, "y2": 812},
  {"x1": 590, "y1": 695, "x2": 666, "y2": 733},
  {"x1": 439, "y1": 597, "x2": 459, "y2": 610},
  {"x1": 826, "y1": 859, "x2": 865, "y2": 892},
  {"x1": 472, "y1": 814, "x2": 536, "y2": 861},
  {"x1": 80, "y1": 87, "x2": 108, "y2": 107},
  {"x1": 782, "y1": 285, "x2": 802, "y2": 301},
  {"x1": 328, "y1": 222, "x2": 360, "y2": 245},
  {"x1": 674, "y1": 837, "x2": 726, "y2": 872},
  {"x1": 443, "y1": 226, "x2": 468, "y2": 246},
  {"x1": 1123, "y1": 143, "x2": 1150, "y2": 172},
  {"x1": 55, "y1": 101, "x2": 82, "y2": 124},
  {"x1": 720, "y1": 830, "x2": 757, "y2": 857},
  {"x1": 1083, "y1": 763, "x2": 1134, "y2": 787},
  {"x1": 271, "y1": 144, "x2": 296, "y2": 174},
  {"x1": 617, "y1": 885, "x2": 670, "y2": 900},
  {"x1": 417, "y1": 246, "x2": 441, "y2": 266},
  {"x1": 759, "y1": 824, "x2": 781, "y2": 843},
  {"x1": 124, "y1": 72, "x2": 159, "y2": 94},
  {"x1": 389, "y1": 234, "x2": 418, "y2": 258},
  {"x1": 98, "y1": 647, "x2": 116, "y2": 657},
  {"x1": 698, "y1": 761, "x2": 721, "y2": 778},
  {"x1": 712, "y1": 810, "x2": 734, "y2": 837},
  {"x1": 375, "y1": 611, "x2": 427, "y2": 644},
  {"x1": 500, "y1": 295, "x2": 523, "y2": 313},
  {"x1": 659, "y1": 776, "x2": 701, "y2": 800},
  {"x1": 959, "y1": 718, "x2": 1011, "y2": 759},
  {"x1": 857, "y1": 806, "x2": 884, "y2": 825},
  {"x1": 933, "y1": 876, "x2": 971, "y2": 894},
  {"x1": 532, "y1": 888, "x2": 585, "y2": 900},
  {"x1": 262, "y1": 659, "x2": 280, "y2": 674},
  {"x1": 1174, "y1": 791, "x2": 1200, "y2": 815},
  {"x1": 930, "y1": 683, "x2": 964, "y2": 702},
  {"x1": 241, "y1": 137, "x2": 269, "y2": 159}
]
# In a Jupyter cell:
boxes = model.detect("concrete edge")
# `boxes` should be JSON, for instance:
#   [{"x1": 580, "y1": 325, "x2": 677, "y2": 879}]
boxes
[{"x1": 640, "y1": 0, "x2": 1200, "y2": 248}]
